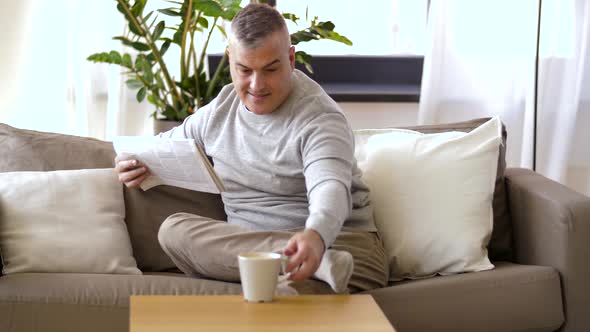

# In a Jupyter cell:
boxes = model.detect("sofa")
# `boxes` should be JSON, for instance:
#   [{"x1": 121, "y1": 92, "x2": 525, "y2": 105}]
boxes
[{"x1": 0, "y1": 118, "x2": 588, "y2": 332}]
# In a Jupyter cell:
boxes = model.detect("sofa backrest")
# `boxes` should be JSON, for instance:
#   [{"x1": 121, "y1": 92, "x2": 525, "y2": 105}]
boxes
[{"x1": 0, "y1": 118, "x2": 511, "y2": 275}]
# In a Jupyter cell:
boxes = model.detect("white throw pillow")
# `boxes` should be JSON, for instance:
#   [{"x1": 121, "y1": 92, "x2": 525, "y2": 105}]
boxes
[
  {"x1": 0, "y1": 168, "x2": 141, "y2": 275},
  {"x1": 355, "y1": 117, "x2": 502, "y2": 281}
]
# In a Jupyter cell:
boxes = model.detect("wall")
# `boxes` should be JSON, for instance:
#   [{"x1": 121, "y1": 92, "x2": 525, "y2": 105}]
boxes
[
  {"x1": 338, "y1": 102, "x2": 419, "y2": 130},
  {"x1": 0, "y1": 1, "x2": 32, "y2": 121}
]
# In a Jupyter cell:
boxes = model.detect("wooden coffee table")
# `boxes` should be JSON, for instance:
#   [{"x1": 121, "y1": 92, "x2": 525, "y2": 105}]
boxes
[{"x1": 130, "y1": 295, "x2": 395, "y2": 332}]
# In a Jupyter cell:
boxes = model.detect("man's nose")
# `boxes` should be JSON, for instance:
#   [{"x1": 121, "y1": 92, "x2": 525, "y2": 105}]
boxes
[{"x1": 249, "y1": 72, "x2": 265, "y2": 91}]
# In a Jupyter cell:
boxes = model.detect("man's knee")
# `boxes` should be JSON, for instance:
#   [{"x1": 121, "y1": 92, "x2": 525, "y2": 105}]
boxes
[{"x1": 158, "y1": 212, "x2": 190, "y2": 251}]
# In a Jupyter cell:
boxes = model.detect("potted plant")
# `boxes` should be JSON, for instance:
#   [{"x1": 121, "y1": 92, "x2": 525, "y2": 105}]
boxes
[{"x1": 88, "y1": 0, "x2": 351, "y2": 132}]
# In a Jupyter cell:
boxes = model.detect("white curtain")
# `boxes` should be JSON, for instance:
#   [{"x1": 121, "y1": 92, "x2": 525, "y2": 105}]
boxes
[
  {"x1": 420, "y1": 0, "x2": 590, "y2": 196},
  {"x1": 0, "y1": 0, "x2": 154, "y2": 139}
]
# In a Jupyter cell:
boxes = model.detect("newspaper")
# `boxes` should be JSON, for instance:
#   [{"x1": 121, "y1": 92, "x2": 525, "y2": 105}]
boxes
[{"x1": 113, "y1": 136, "x2": 225, "y2": 194}]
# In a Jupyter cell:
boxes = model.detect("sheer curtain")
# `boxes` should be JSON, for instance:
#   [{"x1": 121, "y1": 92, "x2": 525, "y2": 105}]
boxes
[
  {"x1": 419, "y1": 0, "x2": 590, "y2": 195},
  {"x1": 0, "y1": 0, "x2": 153, "y2": 139}
]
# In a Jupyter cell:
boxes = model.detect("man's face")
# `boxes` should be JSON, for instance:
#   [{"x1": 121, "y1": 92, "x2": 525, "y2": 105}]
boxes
[{"x1": 227, "y1": 29, "x2": 295, "y2": 115}]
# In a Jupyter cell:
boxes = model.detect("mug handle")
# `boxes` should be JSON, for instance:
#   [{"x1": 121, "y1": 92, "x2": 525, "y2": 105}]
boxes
[{"x1": 280, "y1": 254, "x2": 303, "y2": 280}]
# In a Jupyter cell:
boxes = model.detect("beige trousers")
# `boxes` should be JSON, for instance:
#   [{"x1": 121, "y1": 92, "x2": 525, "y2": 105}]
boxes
[{"x1": 158, "y1": 213, "x2": 389, "y2": 293}]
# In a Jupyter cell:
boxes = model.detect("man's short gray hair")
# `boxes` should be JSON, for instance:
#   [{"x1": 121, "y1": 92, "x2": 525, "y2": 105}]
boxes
[{"x1": 230, "y1": 3, "x2": 289, "y2": 48}]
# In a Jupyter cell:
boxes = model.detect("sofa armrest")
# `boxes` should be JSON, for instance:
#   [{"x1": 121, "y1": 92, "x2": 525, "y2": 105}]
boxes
[{"x1": 505, "y1": 168, "x2": 590, "y2": 332}]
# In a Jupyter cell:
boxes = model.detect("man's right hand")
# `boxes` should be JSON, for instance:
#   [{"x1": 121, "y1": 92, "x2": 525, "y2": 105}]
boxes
[{"x1": 114, "y1": 156, "x2": 150, "y2": 188}]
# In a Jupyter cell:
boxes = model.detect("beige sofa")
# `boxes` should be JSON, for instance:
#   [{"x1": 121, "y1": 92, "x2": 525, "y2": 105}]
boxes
[{"x1": 1, "y1": 119, "x2": 588, "y2": 332}]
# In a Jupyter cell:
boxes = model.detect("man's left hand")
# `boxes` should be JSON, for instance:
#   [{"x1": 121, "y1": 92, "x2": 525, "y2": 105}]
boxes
[{"x1": 283, "y1": 229, "x2": 326, "y2": 281}]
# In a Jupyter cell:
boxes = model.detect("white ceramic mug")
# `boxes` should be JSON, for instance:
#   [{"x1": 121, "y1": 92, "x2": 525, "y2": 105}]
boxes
[{"x1": 238, "y1": 252, "x2": 287, "y2": 302}]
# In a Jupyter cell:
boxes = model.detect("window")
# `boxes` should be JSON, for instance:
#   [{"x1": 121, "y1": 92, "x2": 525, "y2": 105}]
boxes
[
  {"x1": 208, "y1": 0, "x2": 429, "y2": 102},
  {"x1": 277, "y1": 0, "x2": 428, "y2": 56}
]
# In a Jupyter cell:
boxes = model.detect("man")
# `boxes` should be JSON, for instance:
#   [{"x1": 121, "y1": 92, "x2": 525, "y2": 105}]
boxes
[{"x1": 115, "y1": 3, "x2": 387, "y2": 293}]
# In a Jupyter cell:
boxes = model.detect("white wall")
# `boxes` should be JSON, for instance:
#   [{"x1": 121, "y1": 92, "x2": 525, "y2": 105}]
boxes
[
  {"x1": 339, "y1": 102, "x2": 419, "y2": 130},
  {"x1": 0, "y1": 1, "x2": 33, "y2": 121}
]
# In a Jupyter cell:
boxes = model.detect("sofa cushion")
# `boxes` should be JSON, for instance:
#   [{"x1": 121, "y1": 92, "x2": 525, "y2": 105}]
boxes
[
  {"x1": 356, "y1": 117, "x2": 501, "y2": 280},
  {"x1": 400, "y1": 118, "x2": 511, "y2": 261},
  {"x1": 0, "y1": 168, "x2": 140, "y2": 275},
  {"x1": 0, "y1": 124, "x2": 227, "y2": 273},
  {"x1": 0, "y1": 273, "x2": 241, "y2": 332},
  {"x1": 0, "y1": 124, "x2": 118, "y2": 276},
  {"x1": 355, "y1": 117, "x2": 511, "y2": 262},
  {"x1": 0, "y1": 272, "x2": 331, "y2": 332},
  {"x1": 123, "y1": 187, "x2": 227, "y2": 271},
  {"x1": 366, "y1": 262, "x2": 564, "y2": 332}
]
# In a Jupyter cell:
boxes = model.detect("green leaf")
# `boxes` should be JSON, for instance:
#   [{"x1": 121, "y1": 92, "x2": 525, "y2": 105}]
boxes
[
  {"x1": 143, "y1": 11, "x2": 155, "y2": 26},
  {"x1": 108, "y1": 51, "x2": 122, "y2": 64},
  {"x1": 163, "y1": 105, "x2": 178, "y2": 120},
  {"x1": 180, "y1": 76, "x2": 193, "y2": 90},
  {"x1": 218, "y1": 0, "x2": 241, "y2": 7},
  {"x1": 193, "y1": 0, "x2": 225, "y2": 19},
  {"x1": 135, "y1": 56, "x2": 145, "y2": 70},
  {"x1": 160, "y1": 39, "x2": 172, "y2": 56},
  {"x1": 316, "y1": 21, "x2": 335, "y2": 31},
  {"x1": 147, "y1": 94, "x2": 156, "y2": 105},
  {"x1": 113, "y1": 36, "x2": 134, "y2": 47},
  {"x1": 172, "y1": 29, "x2": 183, "y2": 46},
  {"x1": 116, "y1": 1, "x2": 146, "y2": 37},
  {"x1": 155, "y1": 71, "x2": 166, "y2": 89},
  {"x1": 179, "y1": 103, "x2": 190, "y2": 119},
  {"x1": 140, "y1": 57, "x2": 154, "y2": 83},
  {"x1": 136, "y1": 87, "x2": 147, "y2": 102},
  {"x1": 282, "y1": 13, "x2": 299, "y2": 24},
  {"x1": 216, "y1": 24, "x2": 227, "y2": 38},
  {"x1": 312, "y1": 22, "x2": 353, "y2": 46},
  {"x1": 158, "y1": 8, "x2": 181, "y2": 16},
  {"x1": 164, "y1": 0, "x2": 184, "y2": 5},
  {"x1": 290, "y1": 30, "x2": 319, "y2": 45},
  {"x1": 122, "y1": 53, "x2": 133, "y2": 68},
  {"x1": 325, "y1": 31, "x2": 352, "y2": 46},
  {"x1": 197, "y1": 16, "x2": 209, "y2": 29},
  {"x1": 87, "y1": 52, "x2": 110, "y2": 63},
  {"x1": 87, "y1": 51, "x2": 128, "y2": 67},
  {"x1": 126, "y1": 79, "x2": 144, "y2": 89},
  {"x1": 153, "y1": 21, "x2": 166, "y2": 40},
  {"x1": 131, "y1": 0, "x2": 147, "y2": 17},
  {"x1": 128, "y1": 21, "x2": 145, "y2": 37},
  {"x1": 295, "y1": 50, "x2": 313, "y2": 73},
  {"x1": 116, "y1": 3, "x2": 127, "y2": 15},
  {"x1": 131, "y1": 41, "x2": 151, "y2": 51}
]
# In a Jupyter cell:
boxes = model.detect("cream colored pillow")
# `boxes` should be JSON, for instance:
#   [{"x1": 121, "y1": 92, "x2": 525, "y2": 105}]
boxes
[
  {"x1": 356, "y1": 117, "x2": 502, "y2": 281},
  {"x1": 0, "y1": 168, "x2": 141, "y2": 275}
]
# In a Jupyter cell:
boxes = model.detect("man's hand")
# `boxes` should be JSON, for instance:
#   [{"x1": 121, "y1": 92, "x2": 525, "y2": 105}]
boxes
[
  {"x1": 114, "y1": 156, "x2": 150, "y2": 188},
  {"x1": 283, "y1": 229, "x2": 326, "y2": 281}
]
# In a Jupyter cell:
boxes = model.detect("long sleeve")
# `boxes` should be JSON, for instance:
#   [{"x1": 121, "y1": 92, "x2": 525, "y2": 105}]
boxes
[
  {"x1": 305, "y1": 174, "x2": 351, "y2": 248},
  {"x1": 156, "y1": 97, "x2": 217, "y2": 148},
  {"x1": 301, "y1": 109, "x2": 354, "y2": 248}
]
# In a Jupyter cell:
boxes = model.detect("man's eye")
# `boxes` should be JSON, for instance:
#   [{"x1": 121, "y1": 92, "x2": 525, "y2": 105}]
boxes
[
  {"x1": 266, "y1": 68, "x2": 277, "y2": 72},
  {"x1": 239, "y1": 68, "x2": 251, "y2": 74}
]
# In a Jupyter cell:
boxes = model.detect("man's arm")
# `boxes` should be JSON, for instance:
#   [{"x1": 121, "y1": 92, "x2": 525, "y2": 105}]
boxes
[
  {"x1": 284, "y1": 110, "x2": 354, "y2": 281},
  {"x1": 115, "y1": 99, "x2": 216, "y2": 188}
]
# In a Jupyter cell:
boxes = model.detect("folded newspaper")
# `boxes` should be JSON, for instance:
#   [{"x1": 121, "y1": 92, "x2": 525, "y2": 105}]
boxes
[{"x1": 113, "y1": 136, "x2": 225, "y2": 194}]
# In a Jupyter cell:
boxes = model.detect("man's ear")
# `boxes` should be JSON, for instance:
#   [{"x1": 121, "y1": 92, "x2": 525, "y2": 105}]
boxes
[
  {"x1": 289, "y1": 45, "x2": 295, "y2": 70},
  {"x1": 225, "y1": 46, "x2": 230, "y2": 61}
]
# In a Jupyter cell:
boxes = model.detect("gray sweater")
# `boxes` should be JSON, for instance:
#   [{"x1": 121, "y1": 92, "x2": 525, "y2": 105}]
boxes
[{"x1": 162, "y1": 70, "x2": 376, "y2": 247}]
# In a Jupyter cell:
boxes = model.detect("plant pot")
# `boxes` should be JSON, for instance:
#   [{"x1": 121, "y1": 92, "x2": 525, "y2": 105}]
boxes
[{"x1": 153, "y1": 119, "x2": 183, "y2": 135}]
